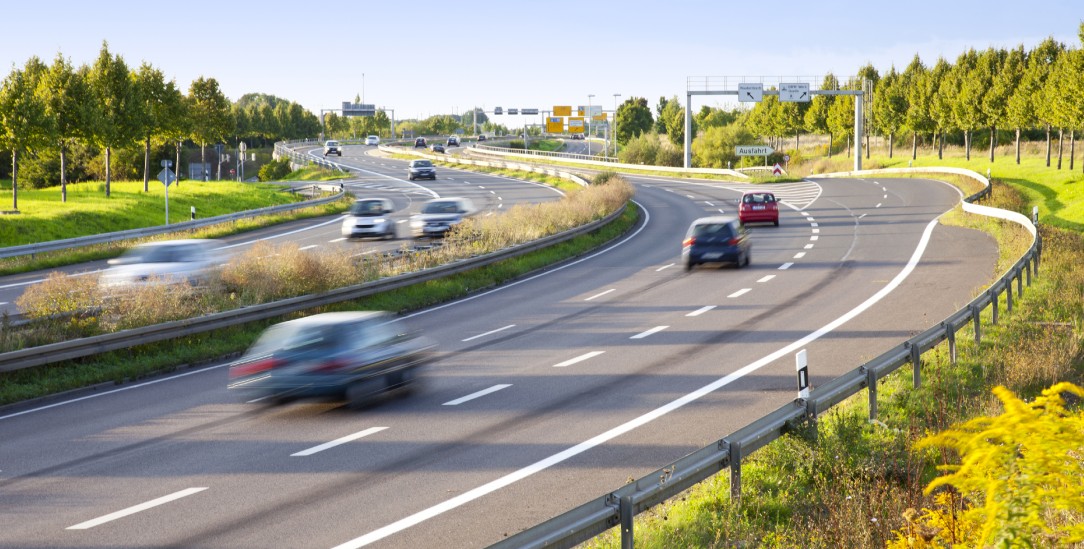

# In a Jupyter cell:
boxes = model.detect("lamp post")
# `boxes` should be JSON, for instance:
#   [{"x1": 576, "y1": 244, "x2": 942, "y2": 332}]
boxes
[
  {"x1": 587, "y1": 94, "x2": 595, "y2": 144},
  {"x1": 613, "y1": 93, "x2": 621, "y2": 157}
]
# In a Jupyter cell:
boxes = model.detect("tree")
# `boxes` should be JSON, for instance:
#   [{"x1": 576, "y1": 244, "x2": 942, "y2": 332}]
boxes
[
  {"x1": 873, "y1": 66, "x2": 908, "y2": 158},
  {"x1": 187, "y1": 76, "x2": 233, "y2": 181},
  {"x1": 929, "y1": 57, "x2": 956, "y2": 159},
  {"x1": 979, "y1": 47, "x2": 1012, "y2": 162},
  {"x1": 133, "y1": 63, "x2": 184, "y2": 191},
  {"x1": 0, "y1": 57, "x2": 51, "y2": 209},
  {"x1": 902, "y1": 55, "x2": 933, "y2": 160},
  {"x1": 41, "y1": 53, "x2": 89, "y2": 201},
  {"x1": 857, "y1": 63, "x2": 880, "y2": 158},
  {"x1": 827, "y1": 79, "x2": 857, "y2": 157},
  {"x1": 948, "y1": 49, "x2": 986, "y2": 161},
  {"x1": 1046, "y1": 46, "x2": 1084, "y2": 171},
  {"x1": 692, "y1": 124, "x2": 757, "y2": 168},
  {"x1": 616, "y1": 97, "x2": 653, "y2": 145},
  {"x1": 805, "y1": 74, "x2": 837, "y2": 157},
  {"x1": 657, "y1": 96, "x2": 691, "y2": 145},
  {"x1": 1024, "y1": 37, "x2": 1065, "y2": 166},
  {"x1": 86, "y1": 41, "x2": 138, "y2": 197}
]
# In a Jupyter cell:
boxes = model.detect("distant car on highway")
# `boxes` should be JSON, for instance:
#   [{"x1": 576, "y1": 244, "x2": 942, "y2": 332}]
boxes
[
  {"x1": 446, "y1": 135, "x2": 460, "y2": 147},
  {"x1": 324, "y1": 140, "x2": 342, "y2": 156},
  {"x1": 681, "y1": 216, "x2": 750, "y2": 271},
  {"x1": 414, "y1": 137, "x2": 427, "y2": 148},
  {"x1": 477, "y1": 134, "x2": 487, "y2": 142},
  {"x1": 227, "y1": 311, "x2": 435, "y2": 408},
  {"x1": 738, "y1": 191, "x2": 780, "y2": 226},
  {"x1": 99, "y1": 239, "x2": 225, "y2": 290},
  {"x1": 407, "y1": 159, "x2": 436, "y2": 180},
  {"x1": 365, "y1": 135, "x2": 380, "y2": 146},
  {"x1": 409, "y1": 197, "x2": 475, "y2": 238},
  {"x1": 341, "y1": 198, "x2": 396, "y2": 240},
  {"x1": 430, "y1": 144, "x2": 446, "y2": 153}
]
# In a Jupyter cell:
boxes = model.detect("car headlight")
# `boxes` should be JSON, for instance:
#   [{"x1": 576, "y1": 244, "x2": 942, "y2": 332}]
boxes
[
  {"x1": 371, "y1": 218, "x2": 385, "y2": 224},
  {"x1": 410, "y1": 219, "x2": 423, "y2": 228}
]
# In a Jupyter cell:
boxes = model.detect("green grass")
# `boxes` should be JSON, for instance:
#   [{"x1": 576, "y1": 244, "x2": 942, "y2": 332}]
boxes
[{"x1": 0, "y1": 205, "x2": 639, "y2": 406}]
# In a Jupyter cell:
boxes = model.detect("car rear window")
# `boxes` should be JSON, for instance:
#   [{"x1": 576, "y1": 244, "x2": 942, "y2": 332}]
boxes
[
  {"x1": 693, "y1": 223, "x2": 735, "y2": 239},
  {"x1": 743, "y1": 193, "x2": 775, "y2": 203}
]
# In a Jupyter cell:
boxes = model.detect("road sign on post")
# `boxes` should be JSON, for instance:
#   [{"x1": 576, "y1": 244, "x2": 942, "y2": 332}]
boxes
[
  {"x1": 779, "y1": 83, "x2": 811, "y2": 102},
  {"x1": 735, "y1": 145, "x2": 774, "y2": 156},
  {"x1": 546, "y1": 117, "x2": 564, "y2": 133},
  {"x1": 738, "y1": 83, "x2": 763, "y2": 102},
  {"x1": 157, "y1": 166, "x2": 176, "y2": 225}
]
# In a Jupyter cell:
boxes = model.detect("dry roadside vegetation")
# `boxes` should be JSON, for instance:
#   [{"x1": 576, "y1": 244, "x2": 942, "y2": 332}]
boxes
[{"x1": 6, "y1": 174, "x2": 633, "y2": 351}]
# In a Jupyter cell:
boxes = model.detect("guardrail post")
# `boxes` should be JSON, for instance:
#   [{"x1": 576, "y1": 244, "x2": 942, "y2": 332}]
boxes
[
  {"x1": 728, "y1": 439, "x2": 742, "y2": 504},
  {"x1": 991, "y1": 289, "x2": 999, "y2": 325},
  {"x1": 971, "y1": 304, "x2": 982, "y2": 345},
  {"x1": 1006, "y1": 275, "x2": 1014, "y2": 313},
  {"x1": 620, "y1": 495, "x2": 634, "y2": 549},
  {"x1": 945, "y1": 322, "x2": 957, "y2": 364},
  {"x1": 1016, "y1": 266, "x2": 1023, "y2": 296},
  {"x1": 910, "y1": 341, "x2": 921, "y2": 388},
  {"x1": 866, "y1": 367, "x2": 878, "y2": 421}
]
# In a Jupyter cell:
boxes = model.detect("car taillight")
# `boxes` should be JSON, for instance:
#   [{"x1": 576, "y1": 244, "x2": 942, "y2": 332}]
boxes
[
  {"x1": 728, "y1": 238, "x2": 741, "y2": 245},
  {"x1": 683, "y1": 237, "x2": 695, "y2": 247},
  {"x1": 310, "y1": 359, "x2": 350, "y2": 373},
  {"x1": 229, "y1": 358, "x2": 281, "y2": 379}
]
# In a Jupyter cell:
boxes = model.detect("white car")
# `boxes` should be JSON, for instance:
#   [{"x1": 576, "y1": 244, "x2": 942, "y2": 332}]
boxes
[
  {"x1": 365, "y1": 135, "x2": 380, "y2": 146},
  {"x1": 99, "y1": 239, "x2": 225, "y2": 289},
  {"x1": 341, "y1": 198, "x2": 396, "y2": 239},
  {"x1": 324, "y1": 140, "x2": 342, "y2": 156}
]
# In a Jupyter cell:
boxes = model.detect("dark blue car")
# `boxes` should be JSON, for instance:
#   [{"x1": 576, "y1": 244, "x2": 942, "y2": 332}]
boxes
[{"x1": 682, "y1": 215, "x2": 751, "y2": 271}]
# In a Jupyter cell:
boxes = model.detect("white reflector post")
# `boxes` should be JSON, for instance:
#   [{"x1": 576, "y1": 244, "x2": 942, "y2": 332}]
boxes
[{"x1": 796, "y1": 349, "x2": 810, "y2": 399}]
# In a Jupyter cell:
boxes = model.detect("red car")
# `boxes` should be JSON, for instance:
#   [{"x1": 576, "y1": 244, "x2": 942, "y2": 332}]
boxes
[{"x1": 738, "y1": 191, "x2": 779, "y2": 226}]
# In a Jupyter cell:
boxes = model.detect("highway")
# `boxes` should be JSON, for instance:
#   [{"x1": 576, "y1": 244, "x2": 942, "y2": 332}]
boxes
[
  {"x1": 0, "y1": 145, "x2": 564, "y2": 317},
  {"x1": 0, "y1": 169, "x2": 999, "y2": 548}
]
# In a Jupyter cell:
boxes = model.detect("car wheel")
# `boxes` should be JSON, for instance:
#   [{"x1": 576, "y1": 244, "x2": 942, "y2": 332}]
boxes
[
  {"x1": 408, "y1": 176, "x2": 414, "y2": 181},
  {"x1": 385, "y1": 228, "x2": 396, "y2": 240},
  {"x1": 773, "y1": 219, "x2": 779, "y2": 227},
  {"x1": 685, "y1": 261, "x2": 694, "y2": 272},
  {"x1": 345, "y1": 379, "x2": 379, "y2": 410}
]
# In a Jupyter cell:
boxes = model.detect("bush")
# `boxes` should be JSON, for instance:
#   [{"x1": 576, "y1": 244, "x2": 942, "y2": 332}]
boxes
[
  {"x1": 258, "y1": 157, "x2": 291, "y2": 181},
  {"x1": 656, "y1": 141, "x2": 684, "y2": 167},
  {"x1": 692, "y1": 125, "x2": 757, "y2": 168},
  {"x1": 619, "y1": 132, "x2": 661, "y2": 165}
]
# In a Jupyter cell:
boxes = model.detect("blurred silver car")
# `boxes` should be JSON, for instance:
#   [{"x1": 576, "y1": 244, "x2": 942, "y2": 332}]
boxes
[
  {"x1": 341, "y1": 198, "x2": 396, "y2": 239},
  {"x1": 409, "y1": 197, "x2": 475, "y2": 238},
  {"x1": 227, "y1": 311, "x2": 434, "y2": 407},
  {"x1": 99, "y1": 239, "x2": 224, "y2": 289}
]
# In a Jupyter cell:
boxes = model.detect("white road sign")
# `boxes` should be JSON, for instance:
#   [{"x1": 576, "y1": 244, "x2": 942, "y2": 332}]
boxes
[
  {"x1": 780, "y1": 82, "x2": 811, "y2": 102},
  {"x1": 157, "y1": 167, "x2": 176, "y2": 186},
  {"x1": 738, "y1": 83, "x2": 763, "y2": 102},
  {"x1": 736, "y1": 145, "x2": 774, "y2": 156}
]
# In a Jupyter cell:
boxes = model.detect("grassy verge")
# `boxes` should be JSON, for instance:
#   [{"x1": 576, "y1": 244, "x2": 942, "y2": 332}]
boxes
[
  {"x1": 0, "y1": 205, "x2": 639, "y2": 406},
  {"x1": 584, "y1": 169, "x2": 1083, "y2": 547}
]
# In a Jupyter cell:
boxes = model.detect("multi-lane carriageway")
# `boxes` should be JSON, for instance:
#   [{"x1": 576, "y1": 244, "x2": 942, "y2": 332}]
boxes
[{"x1": 0, "y1": 146, "x2": 998, "y2": 548}]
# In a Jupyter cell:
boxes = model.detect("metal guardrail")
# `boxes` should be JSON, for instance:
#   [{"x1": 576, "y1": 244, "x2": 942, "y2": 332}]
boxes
[
  {"x1": 379, "y1": 145, "x2": 590, "y2": 188},
  {"x1": 0, "y1": 196, "x2": 626, "y2": 374},
  {"x1": 490, "y1": 168, "x2": 1039, "y2": 549},
  {"x1": 0, "y1": 181, "x2": 345, "y2": 260},
  {"x1": 469, "y1": 144, "x2": 750, "y2": 179},
  {"x1": 475, "y1": 143, "x2": 620, "y2": 163}
]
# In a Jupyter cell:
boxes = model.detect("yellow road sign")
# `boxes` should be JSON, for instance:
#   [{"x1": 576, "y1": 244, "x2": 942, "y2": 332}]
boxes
[
  {"x1": 568, "y1": 117, "x2": 585, "y2": 130},
  {"x1": 553, "y1": 105, "x2": 571, "y2": 117},
  {"x1": 546, "y1": 117, "x2": 564, "y2": 133},
  {"x1": 592, "y1": 113, "x2": 608, "y2": 121}
]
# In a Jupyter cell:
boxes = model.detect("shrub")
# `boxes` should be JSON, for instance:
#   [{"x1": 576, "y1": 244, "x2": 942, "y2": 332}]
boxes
[
  {"x1": 258, "y1": 157, "x2": 291, "y2": 181},
  {"x1": 619, "y1": 132, "x2": 661, "y2": 165}
]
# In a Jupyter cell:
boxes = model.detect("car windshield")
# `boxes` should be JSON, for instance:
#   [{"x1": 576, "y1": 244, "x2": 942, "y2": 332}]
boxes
[
  {"x1": 412, "y1": 160, "x2": 433, "y2": 168},
  {"x1": 326, "y1": 141, "x2": 338, "y2": 146},
  {"x1": 693, "y1": 223, "x2": 735, "y2": 239},
  {"x1": 249, "y1": 323, "x2": 343, "y2": 356},
  {"x1": 422, "y1": 201, "x2": 460, "y2": 214},
  {"x1": 349, "y1": 201, "x2": 386, "y2": 216}
]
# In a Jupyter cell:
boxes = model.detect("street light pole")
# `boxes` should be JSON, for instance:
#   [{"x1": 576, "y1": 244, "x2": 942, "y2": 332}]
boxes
[
  {"x1": 613, "y1": 93, "x2": 621, "y2": 157},
  {"x1": 587, "y1": 94, "x2": 595, "y2": 143}
]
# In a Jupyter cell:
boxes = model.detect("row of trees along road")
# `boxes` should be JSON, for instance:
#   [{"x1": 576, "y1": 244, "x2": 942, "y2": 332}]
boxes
[
  {"x1": 0, "y1": 41, "x2": 321, "y2": 209},
  {"x1": 610, "y1": 25, "x2": 1084, "y2": 171}
]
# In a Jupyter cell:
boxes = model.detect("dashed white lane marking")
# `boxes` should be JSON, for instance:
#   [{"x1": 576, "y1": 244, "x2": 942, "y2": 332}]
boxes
[
  {"x1": 686, "y1": 195, "x2": 695, "y2": 199},
  {"x1": 630, "y1": 326, "x2": 669, "y2": 339},
  {"x1": 779, "y1": 262, "x2": 794, "y2": 270},
  {"x1": 810, "y1": 235, "x2": 819, "y2": 241},
  {"x1": 291, "y1": 427, "x2": 388, "y2": 457},
  {"x1": 443, "y1": 385, "x2": 512, "y2": 406},
  {"x1": 489, "y1": 191, "x2": 496, "y2": 195},
  {"x1": 478, "y1": 186, "x2": 485, "y2": 189},
  {"x1": 704, "y1": 201, "x2": 715, "y2": 207},
  {"x1": 656, "y1": 263, "x2": 675, "y2": 272},
  {"x1": 859, "y1": 213, "x2": 867, "y2": 219},
  {"x1": 812, "y1": 228, "x2": 820, "y2": 234},
  {"x1": 330, "y1": 237, "x2": 347, "y2": 243},
  {"x1": 554, "y1": 351, "x2": 605, "y2": 368},
  {"x1": 67, "y1": 488, "x2": 208, "y2": 530},
  {"x1": 585, "y1": 289, "x2": 616, "y2": 301},
  {"x1": 728, "y1": 288, "x2": 751, "y2": 298},
  {"x1": 687, "y1": 306, "x2": 715, "y2": 317},
  {"x1": 801, "y1": 212, "x2": 810, "y2": 216},
  {"x1": 757, "y1": 275, "x2": 775, "y2": 283},
  {"x1": 804, "y1": 244, "x2": 814, "y2": 250},
  {"x1": 794, "y1": 252, "x2": 807, "y2": 259},
  {"x1": 876, "y1": 203, "x2": 882, "y2": 208},
  {"x1": 299, "y1": 245, "x2": 317, "y2": 251},
  {"x1": 462, "y1": 324, "x2": 516, "y2": 342},
  {"x1": 718, "y1": 209, "x2": 726, "y2": 214}
]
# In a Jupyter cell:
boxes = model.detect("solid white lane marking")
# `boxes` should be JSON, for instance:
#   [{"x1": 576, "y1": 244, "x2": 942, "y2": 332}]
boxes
[
  {"x1": 67, "y1": 488, "x2": 208, "y2": 530},
  {"x1": 656, "y1": 263, "x2": 675, "y2": 272},
  {"x1": 443, "y1": 385, "x2": 512, "y2": 406},
  {"x1": 585, "y1": 289, "x2": 616, "y2": 301},
  {"x1": 631, "y1": 326, "x2": 668, "y2": 339},
  {"x1": 779, "y1": 262, "x2": 794, "y2": 270},
  {"x1": 757, "y1": 275, "x2": 775, "y2": 283},
  {"x1": 704, "y1": 201, "x2": 715, "y2": 206},
  {"x1": 291, "y1": 427, "x2": 388, "y2": 457},
  {"x1": 298, "y1": 245, "x2": 317, "y2": 251},
  {"x1": 728, "y1": 288, "x2": 751, "y2": 298},
  {"x1": 687, "y1": 306, "x2": 715, "y2": 317},
  {"x1": 794, "y1": 252, "x2": 807, "y2": 259},
  {"x1": 804, "y1": 244, "x2": 814, "y2": 249},
  {"x1": 329, "y1": 218, "x2": 941, "y2": 549},
  {"x1": 461, "y1": 324, "x2": 516, "y2": 342},
  {"x1": 330, "y1": 237, "x2": 347, "y2": 243},
  {"x1": 554, "y1": 351, "x2": 605, "y2": 368}
]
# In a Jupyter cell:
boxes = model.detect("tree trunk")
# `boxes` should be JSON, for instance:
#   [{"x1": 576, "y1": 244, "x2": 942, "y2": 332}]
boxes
[
  {"x1": 989, "y1": 126, "x2": 996, "y2": 162},
  {"x1": 143, "y1": 137, "x2": 151, "y2": 192},
  {"x1": 888, "y1": 132, "x2": 894, "y2": 158},
  {"x1": 828, "y1": 131, "x2": 833, "y2": 158},
  {"x1": 911, "y1": 131, "x2": 918, "y2": 160},
  {"x1": 1071, "y1": 130, "x2": 1076, "y2": 171},
  {"x1": 1057, "y1": 128, "x2": 1064, "y2": 170},
  {"x1": 200, "y1": 143, "x2": 207, "y2": 181},
  {"x1": 60, "y1": 140, "x2": 68, "y2": 203},
  {"x1": 865, "y1": 130, "x2": 870, "y2": 159},
  {"x1": 794, "y1": 131, "x2": 799, "y2": 152},
  {"x1": 1046, "y1": 124, "x2": 1052, "y2": 167},
  {"x1": 176, "y1": 140, "x2": 182, "y2": 187},
  {"x1": 938, "y1": 131, "x2": 944, "y2": 159},
  {"x1": 105, "y1": 146, "x2": 111, "y2": 197},
  {"x1": 11, "y1": 149, "x2": 17, "y2": 210},
  {"x1": 1015, "y1": 128, "x2": 1021, "y2": 165},
  {"x1": 965, "y1": 129, "x2": 971, "y2": 161}
]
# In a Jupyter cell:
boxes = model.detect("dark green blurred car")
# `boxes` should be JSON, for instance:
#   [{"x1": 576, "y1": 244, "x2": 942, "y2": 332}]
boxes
[{"x1": 228, "y1": 312, "x2": 434, "y2": 408}]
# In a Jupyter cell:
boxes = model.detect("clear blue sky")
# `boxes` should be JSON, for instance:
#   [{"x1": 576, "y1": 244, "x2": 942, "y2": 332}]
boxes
[{"x1": 4, "y1": 0, "x2": 1079, "y2": 123}]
